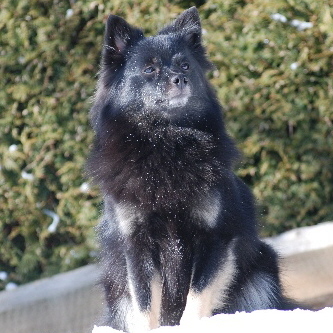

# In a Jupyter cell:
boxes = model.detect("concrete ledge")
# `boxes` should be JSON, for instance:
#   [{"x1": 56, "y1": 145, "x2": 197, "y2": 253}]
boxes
[
  {"x1": 0, "y1": 264, "x2": 104, "y2": 333},
  {"x1": 281, "y1": 245, "x2": 333, "y2": 304},
  {"x1": 0, "y1": 264, "x2": 100, "y2": 313},
  {"x1": 265, "y1": 221, "x2": 333, "y2": 256}
]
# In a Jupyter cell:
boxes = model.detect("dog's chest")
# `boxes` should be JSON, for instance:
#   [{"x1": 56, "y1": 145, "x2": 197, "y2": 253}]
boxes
[
  {"x1": 110, "y1": 188, "x2": 222, "y2": 236},
  {"x1": 108, "y1": 127, "x2": 223, "y2": 211}
]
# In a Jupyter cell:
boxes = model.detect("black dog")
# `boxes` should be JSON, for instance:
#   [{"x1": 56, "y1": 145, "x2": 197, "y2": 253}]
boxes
[{"x1": 87, "y1": 7, "x2": 295, "y2": 332}]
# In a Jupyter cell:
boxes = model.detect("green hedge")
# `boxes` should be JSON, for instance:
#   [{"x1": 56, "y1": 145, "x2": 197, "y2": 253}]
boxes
[
  {"x1": 204, "y1": 0, "x2": 333, "y2": 234},
  {"x1": 1, "y1": 0, "x2": 333, "y2": 288}
]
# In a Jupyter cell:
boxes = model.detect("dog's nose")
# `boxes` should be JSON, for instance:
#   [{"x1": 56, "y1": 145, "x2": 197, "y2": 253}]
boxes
[{"x1": 171, "y1": 74, "x2": 188, "y2": 89}]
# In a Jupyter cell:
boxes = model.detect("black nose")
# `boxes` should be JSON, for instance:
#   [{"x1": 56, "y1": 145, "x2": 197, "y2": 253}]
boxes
[{"x1": 171, "y1": 74, "x2": 188, "y2": 89}]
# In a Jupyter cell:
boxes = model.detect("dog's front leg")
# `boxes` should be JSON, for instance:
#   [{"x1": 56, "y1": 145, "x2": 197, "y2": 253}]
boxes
[
  {"x1": 180, "y1": 240, "x2": 236, "y2": 324},
  {"x1": 158, "y1": 237, "x2": 193, "y2": 327},
  {"x1": 125, "y1": 237, "x2": 162, "y2": 332}
]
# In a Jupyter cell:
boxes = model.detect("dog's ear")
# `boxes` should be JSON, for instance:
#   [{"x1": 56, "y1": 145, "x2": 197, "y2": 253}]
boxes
[
  {"x1": 102, "y1": 15, "x2": 144, "y2": 69},
  {"x1": 159, "y1": 7, "x2": 202, "y2": 48},
  {"x1": 159, "y1": 7, "x2": 213, "y2": 71}
]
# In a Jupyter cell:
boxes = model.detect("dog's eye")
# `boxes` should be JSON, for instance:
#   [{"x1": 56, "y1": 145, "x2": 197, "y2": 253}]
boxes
[
  {"x1": 143, "y1": 66, "x2": 155, "y2": 74},
  {"x1": 181, "y1": 63, "x2": 189, "y2": 70}
]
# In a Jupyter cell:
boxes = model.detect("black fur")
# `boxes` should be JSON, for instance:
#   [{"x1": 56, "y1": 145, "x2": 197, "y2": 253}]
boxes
[{"x1": 87, "y1": 7, "x2": 295, "y2": 332}]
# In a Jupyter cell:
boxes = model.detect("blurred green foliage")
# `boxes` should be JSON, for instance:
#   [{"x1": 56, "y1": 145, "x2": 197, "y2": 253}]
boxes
[
  {"x1": 204, "y1": 0, "x2": 333, "y2": 234},
  {"x1": 1, "y1": 0, "x2": 333, "y2": 288}
]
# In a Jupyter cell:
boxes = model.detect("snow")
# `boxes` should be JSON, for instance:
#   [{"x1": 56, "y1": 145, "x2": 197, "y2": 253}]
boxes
[
  {"x1": 0, "y1": 271, "x2": 18, "y2": 291},
  {"x1": 21, "y1": 171, "x2": 34, "y2": 181},
  {"x1": 0, "y1": 271, "x2": 8, "y2": 281},
  {"x1": 290, "y1": 20, "x2": 313, "y2": 31},
  {"x1": 270, "y1": 13, "x2": 287, "y2": 23},
  {"x1": 80, "y1": 182, "x2": 90, "y2": 193},
  {"x1": 264, "y1": 221, "x2": 333, "y2": 256},
  {"x1": 66, "y1": 9, "x2": 74, "y2": 19},
  {"x1": 8, "y1": 144, "x2": 18, "y2": 152},
  {"x1": 270, "y1": 13, "x2": 313, "y2": 31},
  {"x1": 43, "y1": 209, "x2": 60, "y2": 233},
  {"x1": 5, "y1": 282, "x2": 18, "y2": 291},
  {"x1": 92, "y1": 308, "x2": 333, "y2": 333}
]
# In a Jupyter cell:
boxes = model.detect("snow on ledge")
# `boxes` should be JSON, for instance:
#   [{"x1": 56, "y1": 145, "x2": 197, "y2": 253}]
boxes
[
  {"x1": 93, "y1": 308, "x2": 333, "y2": 333},
  {"x1": 264, "y1": 221, "x2": 333, "y2": 256}
]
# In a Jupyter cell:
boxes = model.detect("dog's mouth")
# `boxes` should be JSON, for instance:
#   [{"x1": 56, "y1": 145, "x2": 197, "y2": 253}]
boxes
[
  {"x1": 155, "y1": 94, "x2": 190, "y2": 108},
  {"x1": 168, "y1": 95, "x2": 189, "y2": 107}
]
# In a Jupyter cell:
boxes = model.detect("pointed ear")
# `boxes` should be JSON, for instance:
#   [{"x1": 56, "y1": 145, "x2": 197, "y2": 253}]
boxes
[
  {"x1": 158, "y1": 7, "x2": 202, "y2": 48},
  {"x1": 102, "y1": 15, "x2": 144, "y2": 69}
]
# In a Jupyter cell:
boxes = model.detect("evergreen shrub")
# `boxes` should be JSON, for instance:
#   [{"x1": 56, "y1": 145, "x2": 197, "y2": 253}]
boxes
[{"x1": 1, "y1": 0, "x2": 332, "y2": 288}]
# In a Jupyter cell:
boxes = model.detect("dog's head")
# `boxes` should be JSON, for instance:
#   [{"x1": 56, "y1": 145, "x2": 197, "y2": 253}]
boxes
[{"x1": 95, "y1": 7, "x2": 214, "y2": 119}]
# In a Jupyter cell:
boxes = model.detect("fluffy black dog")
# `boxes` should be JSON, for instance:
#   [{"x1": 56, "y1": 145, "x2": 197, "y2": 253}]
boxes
[{"x1": 87, "y1": 7, "x2": 294, "y2": 332}]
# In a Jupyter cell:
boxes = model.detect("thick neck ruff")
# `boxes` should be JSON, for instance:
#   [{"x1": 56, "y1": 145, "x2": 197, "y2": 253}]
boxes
[{"x1": 88, "y1": 109, "x2": 225, "y2": 210}]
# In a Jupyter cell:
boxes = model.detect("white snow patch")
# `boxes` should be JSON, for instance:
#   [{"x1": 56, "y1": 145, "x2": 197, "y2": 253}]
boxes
[
  {"x1": 66, "y1": 9, "x2": 74, "y2": 19},
  {"x1": 92, "y1": 307, "x2": 333, "y2": 333},
  {"x1": 43, "y1": 209, "x2": 60, "y2": 233},
  {"x1": 80, "y1": 182, "x2": 90, "y2": 193},
  {"x1": 9, "y1": 144, "x2": 18, "y2": 152},
  {"x1": 290, "y1": 62, "x2": 299, "y2": 70},
  {"x1": 270, "y1": 13, "x2": 287, "y2": 23},
  {"x1": 0, "y1": 271, "x2": 8, "y2": 281},
  {"x1": 290, "y1": 20, "x2": 313, "y2": 31},
  {"x1": 5, "y1": 282, "x2": 18, "y2": 291},
  {"x1": 265, "y1": 221, "x2": 333, "y2": 256},
  {"x1": 21, "y1": 171, "x2": 34, "y2": 181},
  {"x1": 270, "y1": 14, "x2": 313, "y2": 31}
]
